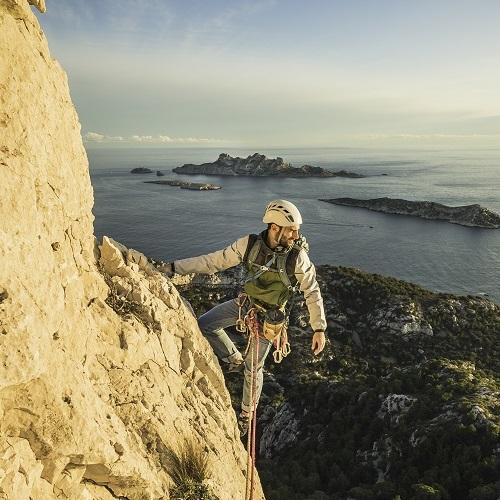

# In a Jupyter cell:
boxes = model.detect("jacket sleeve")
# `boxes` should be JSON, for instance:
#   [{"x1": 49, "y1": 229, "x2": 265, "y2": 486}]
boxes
[
  {"x1": 173, "y1": 235, "x2": 249, "y2": 275},
  {"x1": 294, "y1": 250, "x2": 327, "y2": 332}
]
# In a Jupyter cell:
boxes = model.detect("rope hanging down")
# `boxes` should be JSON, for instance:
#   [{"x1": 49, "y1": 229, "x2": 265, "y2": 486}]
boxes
[
  {"x1": 237, "y1": 293, "x2": 291, "y2": 499},
  {"x1": 244, "y1": 309, "x2": 260, "y2": 500}
]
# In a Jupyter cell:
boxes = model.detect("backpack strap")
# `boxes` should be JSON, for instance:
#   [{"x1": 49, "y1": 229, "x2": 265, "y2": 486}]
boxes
[
  {"x1": 243, "y1": 233, "x2": 275, "y2": 284},
  {"x1": 284, "y1": 246, "x2": 301, "y2": 289},
  {"x1": 243, "y1": 233, "x2": 259, "y2": 264},
  {"x1": 274, "y1": 250, "x2": 291, "y2": 290},
  {"x1": 285, "y1": 235, "x2": 309, "y2": 286}
]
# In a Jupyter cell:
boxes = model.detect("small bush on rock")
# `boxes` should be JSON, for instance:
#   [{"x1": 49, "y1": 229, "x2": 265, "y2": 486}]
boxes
[{"x1": 163, "y1": 438, "x2": 219, "y2": 500}]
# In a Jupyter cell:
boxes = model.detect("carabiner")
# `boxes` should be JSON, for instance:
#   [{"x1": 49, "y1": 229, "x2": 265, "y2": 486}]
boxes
[
  {"x1": 235, "y1": 294, "x2": 249, "y2": 333},
  {"x1": 273, "y1": 349, "x2": 284, "y2": 363},
  {"x1": 236, "y1": 318, "x2": 247, "y2": 333},
  {"x1": 282, "y1": 342, "x2": 291, "y2": 356}
]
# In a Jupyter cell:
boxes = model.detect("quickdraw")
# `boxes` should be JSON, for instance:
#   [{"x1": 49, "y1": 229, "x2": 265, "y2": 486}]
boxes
[
  {"x1": 272, "y1": 320, "x2": 291, "y2": 364},
  {"x1": 235, "y1": 293, "x2": 249, "y2": 333}
]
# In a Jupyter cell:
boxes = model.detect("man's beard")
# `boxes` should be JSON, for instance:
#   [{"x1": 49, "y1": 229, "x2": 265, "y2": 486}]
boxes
[{"x1": 279, "y1": 235, "x2": 295, "y2": 247}]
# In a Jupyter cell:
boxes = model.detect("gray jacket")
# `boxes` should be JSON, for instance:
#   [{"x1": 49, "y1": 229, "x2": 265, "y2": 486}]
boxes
[{"x1": 174, "y1": 235, "x2": 327, "y2": 332}]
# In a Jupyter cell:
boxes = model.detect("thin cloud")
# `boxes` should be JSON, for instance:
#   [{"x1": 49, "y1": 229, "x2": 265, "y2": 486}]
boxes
[
  {"x1": 40, "y1": 2, "x2": 500, "y2": 145},
  {"x1": 356, "y1": 133, "x2": 500, "y2": 140},
  {"x1": 84, "y1": 132, "x2": 124, "y2": 142},
  {"x1": 41, "y1": 0, "x2": 176, "y2": 45},
  {"x1": 84, "y1": 132, "x2": 225, "y2": 144},
  {"x1": 181, "y1": 0, "x2": 276, "y2": 49}
]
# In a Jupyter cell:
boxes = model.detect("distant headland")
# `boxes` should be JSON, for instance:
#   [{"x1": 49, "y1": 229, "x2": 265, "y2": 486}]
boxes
[
  {"x1": 320, "y1": 197, "x2": 500, "y2": 228},
  {"x1": 173, "y1": 153, "x2": 365, "y2": 178}
]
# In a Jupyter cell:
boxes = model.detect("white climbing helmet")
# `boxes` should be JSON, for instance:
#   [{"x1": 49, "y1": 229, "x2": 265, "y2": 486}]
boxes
[{"x1": 262, "y1": 200, "x2": 303, "y2": 227}]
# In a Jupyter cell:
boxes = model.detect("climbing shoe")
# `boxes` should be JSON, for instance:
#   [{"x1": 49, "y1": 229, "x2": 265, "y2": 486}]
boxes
[
  {"x1": 238, "y1": 412, "x2": 250, "y2": 437},
  {"x1": 226, "y1": 352, "x2": 244, "y2": 373},
  {"x1": 227, "y1": 361, "x2": 244, "y2": 373}
]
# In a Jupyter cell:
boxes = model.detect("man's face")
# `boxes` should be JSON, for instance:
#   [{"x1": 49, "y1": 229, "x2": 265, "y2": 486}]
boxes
[{"x1": 279, "y1": 225, "x2": 300, "y2": 247}]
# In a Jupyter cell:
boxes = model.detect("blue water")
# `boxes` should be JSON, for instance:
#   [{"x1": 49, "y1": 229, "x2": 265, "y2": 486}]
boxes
[{"x1": 88, "y1": 147, "x2": 500, "y2": 304}]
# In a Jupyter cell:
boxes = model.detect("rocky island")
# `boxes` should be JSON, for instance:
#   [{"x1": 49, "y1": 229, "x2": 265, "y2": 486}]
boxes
[
  {"x1": 144, "y1": 180, "x2": 221, "y2": 190},
  {"x1": 130, "y1": 167, "x2": 153, "y2": 174},
  {"x1": 173, "y1": 153, "x2": 365, "y2": 178},
  {"x1": 321, "y1": 197, "x2": 500, "y2": 228}
]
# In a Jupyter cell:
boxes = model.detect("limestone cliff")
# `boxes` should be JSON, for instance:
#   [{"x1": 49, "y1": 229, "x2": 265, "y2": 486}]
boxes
[{"x1": 0, "y1": 2, "x2": 261, "y2": 499}]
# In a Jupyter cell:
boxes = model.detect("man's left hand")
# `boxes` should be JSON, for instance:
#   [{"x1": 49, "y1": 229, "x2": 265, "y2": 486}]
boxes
[{"x1": 311, "y1": 330, "x2": 326, "y2": 355}]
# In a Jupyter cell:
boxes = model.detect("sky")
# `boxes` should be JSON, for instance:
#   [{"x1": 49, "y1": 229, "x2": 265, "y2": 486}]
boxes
[{"x1": 35, "y1": 0, "x2": 500, "y2": 148}]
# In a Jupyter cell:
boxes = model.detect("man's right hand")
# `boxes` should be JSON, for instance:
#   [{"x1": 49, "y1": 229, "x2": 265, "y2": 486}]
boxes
[
  {"x1": 126, "y1": 248, "x2": 157, "y2": 274},
  {"x1": 127, "y1": 248, "x2": 149, "y2": 267},
  {"x1": 126, "y1": 249, "x2": 173, "y2": 276}
]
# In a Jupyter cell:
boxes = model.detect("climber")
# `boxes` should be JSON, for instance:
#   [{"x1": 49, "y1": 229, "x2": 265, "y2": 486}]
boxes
[{"x1": 129, "y1": 200, "x2": 327, "y2": 436}]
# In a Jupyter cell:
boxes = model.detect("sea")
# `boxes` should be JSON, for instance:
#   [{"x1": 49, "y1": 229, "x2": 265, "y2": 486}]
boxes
[{"x1": 88, "y1": 147, "x2": 500, "y2": 304}]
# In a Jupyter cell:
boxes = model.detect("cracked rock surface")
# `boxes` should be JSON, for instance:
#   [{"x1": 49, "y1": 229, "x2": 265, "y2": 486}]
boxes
[{"x1": 0, "y1": 2, "x2": 263, "y2": 498}]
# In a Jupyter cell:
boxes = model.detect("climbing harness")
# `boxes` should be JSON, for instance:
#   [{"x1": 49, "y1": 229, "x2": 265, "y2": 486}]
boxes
[{"x1": 236, "y1": 293, "x2": 291, "y2": 364}]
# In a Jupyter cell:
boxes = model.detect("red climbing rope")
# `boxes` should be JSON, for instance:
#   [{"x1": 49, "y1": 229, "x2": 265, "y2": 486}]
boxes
[{"x1": 245, "y1": 309, "x2": 260, "y2": 500}]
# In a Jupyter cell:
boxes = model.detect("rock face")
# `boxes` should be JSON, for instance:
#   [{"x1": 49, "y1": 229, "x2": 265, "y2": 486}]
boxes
[
  {"x1": 173, "y1": 153, "x2": 364, "y2": 178},
  {"x1": 0, "y1": 2, "x2": 262, "y2": 499},
  {"x1": 259, "y1": 403, "x2": 300, "y2": 459},
  {"x1": 321, "y1": 197, "x2": 500, "y2": 228}
]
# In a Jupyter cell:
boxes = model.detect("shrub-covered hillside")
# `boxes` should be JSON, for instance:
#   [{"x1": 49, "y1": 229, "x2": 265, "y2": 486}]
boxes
[{"x1": 178, "y1": 265, "x2": 500, "y2": 500}]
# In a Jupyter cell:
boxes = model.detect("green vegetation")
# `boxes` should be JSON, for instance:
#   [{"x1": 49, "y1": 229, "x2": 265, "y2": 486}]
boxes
[{"x1": 180, "y1": 265, "x2": 500, "y2": 500}]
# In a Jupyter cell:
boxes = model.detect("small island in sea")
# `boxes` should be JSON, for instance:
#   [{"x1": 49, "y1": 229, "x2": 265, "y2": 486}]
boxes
[
  {"x1": 173, "y1": 152, "x2": 365, "y2": 178},
  {"x1": 320, "y1": 197, "x2": 500, "y2": 228},
  {"x1": 130, "y1": 167, "x2": 153, "y2": 174},
  {"x1": 144, "y1": 180, "x2": 221, "y2": 191}
]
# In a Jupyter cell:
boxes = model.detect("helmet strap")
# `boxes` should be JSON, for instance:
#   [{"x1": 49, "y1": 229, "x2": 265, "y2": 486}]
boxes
[
  {"x1": 276, "y1": 226, "x2": 285, "y2": 246},
  {"x1": 268, "y1": 224, "x2": 286, "y2": 249}
]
